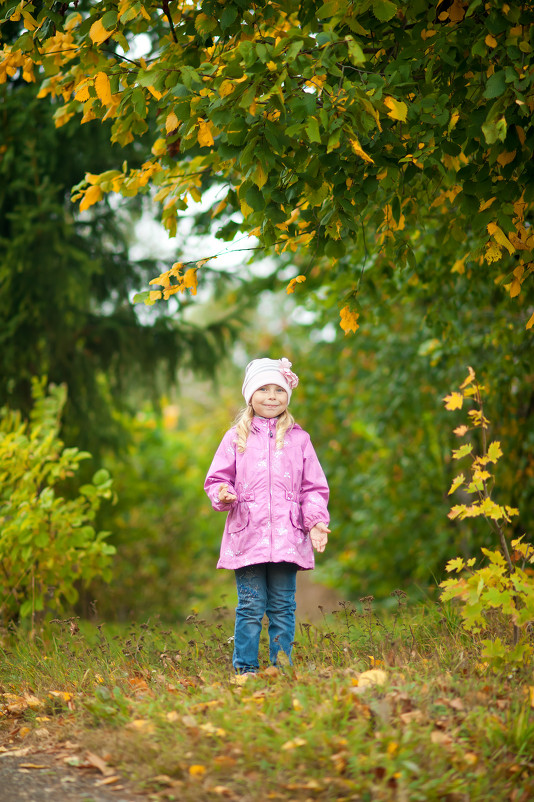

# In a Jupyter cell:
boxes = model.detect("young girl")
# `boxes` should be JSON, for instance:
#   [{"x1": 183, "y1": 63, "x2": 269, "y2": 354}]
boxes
[{"x1": 204, "y1": 357, "x2": 330, "y2": 674}]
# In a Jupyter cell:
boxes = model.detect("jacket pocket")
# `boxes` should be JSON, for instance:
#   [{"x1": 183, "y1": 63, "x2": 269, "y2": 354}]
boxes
[
  {"x1": 227, "y1": 503, "x2": 250, "y2": 535},
  {"x1": 289, "y1": 504, "x2": 305, "y2": 537}
]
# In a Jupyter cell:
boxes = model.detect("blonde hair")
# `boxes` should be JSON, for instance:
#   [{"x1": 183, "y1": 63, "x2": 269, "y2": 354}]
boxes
[{"x1": 233, "y1": 405, "x2": 295, "y2": 453}]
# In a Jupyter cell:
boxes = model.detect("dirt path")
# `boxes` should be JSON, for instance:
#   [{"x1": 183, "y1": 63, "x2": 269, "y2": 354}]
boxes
[
  {"x1": 0, "y1": 745, "x2": 146, "y2": 802},
  {"x1": 295, "y1": 570, "x2": 343, "y2": 621}
]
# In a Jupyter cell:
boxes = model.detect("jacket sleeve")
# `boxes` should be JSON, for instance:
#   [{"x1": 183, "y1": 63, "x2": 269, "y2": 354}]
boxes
[
  {"x1": 300, "y1": 434, "x2": 330, "y2": 532},
  {"x1": 204, "y1": 429, "x2": 238, "y2": 511}
]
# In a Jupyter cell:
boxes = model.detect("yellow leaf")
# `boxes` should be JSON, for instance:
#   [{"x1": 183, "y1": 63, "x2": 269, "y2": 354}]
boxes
[
  {"x1": 79, "y1": 185, "x2": 103, "y2": 212},
  {"x1": 197, "y1": 118, "x2": 214, "y2": 147},
  {"x1": 189, "y1": 765, "x2": 206, "y2": 776},
  {"x1": 218, "y1": 79, "x2": 235, "y2": 98},
  {"x1": 448, "y1": 474, "x2": 465, "y2": 495},
  {"x1": 287, "y1": 275, "x2": 306, "y2": 294},
  {"x1": 487, "y1": 441, "x2": 503, "y2": 463},
  {"x1": 496, "y1": 150, "x2": 516, "y2": 167},
  {"x1": 487, "y1": 222, "x2": 515, "y2": 255},
  {"x1": 126, "y1": 719, "x2": 156, "y2": 734},
  {"x1": 509, "y1": 279, "x2": 521, "y2": 298},
  {"x1": 358, "y1": 669, "x2": 387, "y2": 687},
  {"x1": 48, "y1": 691, "x2": 72, "y2": 702},
  {"x1": 445, "y1": 557, "x2": 465, "y2": 572},
  {"x1": 443, "y1": 392, "x2": 463, "y2": 410},
  {"x1": 339, "y1": 306, "x2": 359, "y2": 334},
  {"x1": 485, "y1": 242, "x2": 502, "y2": 263},
  {"x1": 526, "y1": 311, "x2": 534, "y2": 330},
  {"x1": 451, "y1": 256, "x2": 466, "y2": 274},
  {"x1": 454, "y1": 425, "x2": 469, "y2": 436},
  {"x1": 74, "y1": 82, "x2": 91, "y2": 102},
  {"x1": 384, "y1": 96, "x2": 408, "y2": 122},
  {"x1": 239, "y1": 198, "x2": 254, "y2": 218},
  {"x1": 166, "y1": 112, "x2": 179, "y2": 134},
  {"x1": 253, "y1": 163, "x2": 268, "y2": 189},
  {"x1": 149, "y1": 271, "x2": 171, "y2": 288},
  {"x1": 147, "y1": 85, "x2": 162, "y2": 100},
  {"x1": 149, "y1": 290, "x2": 162, "y2": 302},
  {"x1": 183, "y1": 268, "x2": 198, "y2": 295},
  {"x1": 281, "y1": 737, "x2": 307, "y2": 750},
  {"x1": 459, "y1": 366, "x2": 476, "y2": 389},
  {"x1": 94, "y1": 72, "x2": 111, "y2": 105},
  {"x1": 479, "y1": 196, "x2": 496, "y2": 212},
  {"x1": 152, "y1": 138, "x2": 167, "y2": 156},
  {"x1": 349, "y1": 138, "x2": 374, "y2": 163},
  {"x1": 89, "y1": 18, "x2": 113, "y2": 45},
  {"x1": 485, "y1": 33, "x2": 498, "y2": 47}
]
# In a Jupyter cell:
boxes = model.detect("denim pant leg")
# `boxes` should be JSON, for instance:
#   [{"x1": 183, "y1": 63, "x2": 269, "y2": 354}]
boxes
[
  {"x1": 265, "y1": 562, "x2": 297, "y2": 666},
  {"x1": 233, "y1": 564, "x2": 267, "y2": 672}
]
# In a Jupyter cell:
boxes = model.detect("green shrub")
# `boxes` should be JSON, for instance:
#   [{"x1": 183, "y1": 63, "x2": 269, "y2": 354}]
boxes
[
  {"x1": 0, "y1": 379, "x2": 116, "y2": 622},
  {"x1": 440, "y1": 368, "x2": 534, "y2": 668}
]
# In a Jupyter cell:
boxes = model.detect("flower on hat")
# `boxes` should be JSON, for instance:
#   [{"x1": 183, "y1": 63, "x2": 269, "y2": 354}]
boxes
[{"x1": 278, "y1": 358, "x2": 299, "y2": 389}]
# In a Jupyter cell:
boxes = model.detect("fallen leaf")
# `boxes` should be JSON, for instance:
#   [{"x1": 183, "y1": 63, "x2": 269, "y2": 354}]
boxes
[
  {"x1": 0, "y1": 747, "x2": 34, "y2": 758},
  {"x1": 95, "y1": 776, "x2": 120, "y2": 786},
  {"x1": 85, "y1": 750, "x2": 114, "y2": 776},
  {"x1": 125, "y1": 719, "x2": 156, "y2": 735},
  {"x1": 463, "y1": 752, "x2": 478, "y2": 765},
  {"x1": 399, "y1": 710, "x2": 425, "y2": 724},
  {"x1": 430, "y1": 730, "x2": 454, "y2": 746},
  {"x1": 19, "y1": 763, "x2": 48, "y2": 769},
  {"x1": 189, "y1": 764, "x2": 206, "y2": 776},
  {"x1": 127, "y1": 677, "x2": 151, "y2": 695},
  {"x1": 357, "y1": 669, "x2": 388, "y2": 687},
  {"x1": 281, "y1": 737, "x2": 307, "y2": 750}
]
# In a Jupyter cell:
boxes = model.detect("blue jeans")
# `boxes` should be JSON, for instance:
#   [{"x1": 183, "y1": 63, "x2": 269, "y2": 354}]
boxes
[{"x1": 233, "y1": 562, "x2": 297, "y2": 673}]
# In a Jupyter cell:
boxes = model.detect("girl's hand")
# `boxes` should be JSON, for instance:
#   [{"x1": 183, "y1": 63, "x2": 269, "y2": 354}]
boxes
[
  {"x1": 310, "y1": 522, "x2": 330, "y2": 553},
  {"x1": 218, "y1": 483, "x2": 237, "y2": 504}
]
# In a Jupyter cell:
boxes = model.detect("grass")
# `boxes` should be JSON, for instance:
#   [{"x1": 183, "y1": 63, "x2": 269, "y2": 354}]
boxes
[{"x1": 1, "y1": 596, "x2": 533, "y2": 802}]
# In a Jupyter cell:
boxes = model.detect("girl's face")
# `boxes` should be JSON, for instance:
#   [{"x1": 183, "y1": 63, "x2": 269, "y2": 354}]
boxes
[{"x1": 251, "y1": 384, "x2": 288, "y2": 418}]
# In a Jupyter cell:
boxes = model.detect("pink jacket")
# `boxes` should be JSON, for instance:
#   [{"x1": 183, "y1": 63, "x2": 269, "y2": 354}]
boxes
[{"x1": 204, "y1": 417, "x2": 329, "y2": 570}]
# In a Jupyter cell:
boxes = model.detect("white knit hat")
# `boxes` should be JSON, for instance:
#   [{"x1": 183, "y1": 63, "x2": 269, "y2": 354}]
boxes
[{"x1": 242, "y1": 358, "x2": 299, "y2": 405}]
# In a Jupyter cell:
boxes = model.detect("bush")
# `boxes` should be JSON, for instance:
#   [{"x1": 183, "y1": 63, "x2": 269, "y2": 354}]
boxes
[{"x1": 0, "y1": 379, "x2": 115, "y2": 622}]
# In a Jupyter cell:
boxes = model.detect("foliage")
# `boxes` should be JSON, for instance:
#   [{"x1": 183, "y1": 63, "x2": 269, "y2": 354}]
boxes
[
  {"x1": 1, "y1": 604, "x2": 533, "y2": 800},
  {"x1": 0, "y1": 379, "x2": 116, "y2": 623},
  {"x1": 440, "y1": 367, "x2": 534, "y2": 668},
  {"x1": 2, "y1": 0, "x2": 533, "y2": 328},
  {"x1": 0, "y1": 53, "x2": 236, "y2": 454},
  {"x1": 89, "y1": 389, "x2": 238, "y2": 621},
  {"x1": 239, "y1": 271, "x2": 532, "y2": 601}
]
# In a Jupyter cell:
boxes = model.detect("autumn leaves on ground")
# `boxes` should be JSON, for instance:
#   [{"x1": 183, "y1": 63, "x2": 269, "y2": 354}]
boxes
[{"x1": 1, "y1": 599, "x2": 533, "y2": 802}]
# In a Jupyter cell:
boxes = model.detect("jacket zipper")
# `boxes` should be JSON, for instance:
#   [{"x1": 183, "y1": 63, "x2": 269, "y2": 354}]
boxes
[{"x1": 268, "y1": 420, "x2": 274, "y2": 559}]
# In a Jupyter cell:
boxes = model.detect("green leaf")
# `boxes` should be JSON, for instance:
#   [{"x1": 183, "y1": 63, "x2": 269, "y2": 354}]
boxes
[
  {"x1": 482, "y1": 116, "x2": 507, "y2": 144},
  {"x1": 452, "y1": 443, "x2": 473, "y2": 460},
  {"x1": 483, "y1": 71, "x2": 506, "y2": 99},
  {"x1": 317, "y1": 1, "x2": 348, "y2": 19},
  {"x1": 93, "y1": 469, "x2": 111, "y2": 486},
  {"x1": 221, "y1": 5, "x2": 238, "y2": 30},
  {"x1": 306, "y1": 117, "x2": 321, "y2": 143},
  {"x1": 372, "y1": 0, "x2": 398, "y2": 22}
]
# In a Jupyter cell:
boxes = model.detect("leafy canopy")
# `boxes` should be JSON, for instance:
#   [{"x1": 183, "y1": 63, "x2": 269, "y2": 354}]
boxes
[{"x1": 2, "y1": 0, "x2": 533, "y2": 326}]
